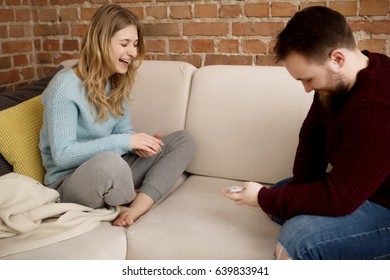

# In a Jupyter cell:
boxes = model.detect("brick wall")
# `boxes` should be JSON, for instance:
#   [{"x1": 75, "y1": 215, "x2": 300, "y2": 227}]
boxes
[{"x1": 1, "y1": 0, "x2": 389, "y2": 90}]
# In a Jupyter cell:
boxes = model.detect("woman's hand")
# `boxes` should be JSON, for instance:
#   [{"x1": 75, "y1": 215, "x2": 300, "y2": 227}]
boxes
[
  {"x1": 131, "y1": 131, "x2": 164, "y2": 158},
  {"x1": 222, "y1": 181, "x2": 264, "y2": 207}
]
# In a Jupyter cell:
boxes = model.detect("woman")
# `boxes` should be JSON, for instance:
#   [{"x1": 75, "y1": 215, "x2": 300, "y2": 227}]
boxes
[{"x1": 39, "y1": 4, "x2": 195, "y2": 227}]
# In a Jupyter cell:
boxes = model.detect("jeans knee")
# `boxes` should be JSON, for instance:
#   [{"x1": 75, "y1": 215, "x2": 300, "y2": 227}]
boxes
[{"x1": 278, "y1": 215, "x2": 321, "y2": 260}]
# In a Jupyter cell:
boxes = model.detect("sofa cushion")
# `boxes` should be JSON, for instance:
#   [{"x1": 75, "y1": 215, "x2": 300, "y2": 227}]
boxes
[
  {"x1": 127, "y1": 175, "x2": 280, "y2": 259},
  {"x1": 185, "y1": 65, "x2": 313, "y2": 184},
  {"x1": 0, "y1": 66, "x2": 63, "y2": 177},
  {"x1": 0, "y1": 95, "x2": 45, "y2": 183},
  {"x1": 1, "y1": 222, "x2": 127, "y2": 260}
]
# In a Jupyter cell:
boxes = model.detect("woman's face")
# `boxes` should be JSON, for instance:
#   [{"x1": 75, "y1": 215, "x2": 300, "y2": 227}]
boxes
[{"x1": 110, "y1": 24, "x2": 139, "y2": 74}]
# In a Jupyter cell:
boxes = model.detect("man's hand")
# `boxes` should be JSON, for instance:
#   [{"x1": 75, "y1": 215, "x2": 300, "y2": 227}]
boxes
[{"x1": 222, "y1": 181, "x2": 263, "y2": 207}]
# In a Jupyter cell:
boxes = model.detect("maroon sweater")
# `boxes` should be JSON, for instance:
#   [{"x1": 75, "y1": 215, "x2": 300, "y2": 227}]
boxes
[{"x1": 258, "y1": 51, "x2": 390, "y2": 220}]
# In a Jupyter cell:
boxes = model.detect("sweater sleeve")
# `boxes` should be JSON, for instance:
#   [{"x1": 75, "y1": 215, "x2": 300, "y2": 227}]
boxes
[
  {"x1": 112, "y1": 103, "x2": 135, "y2": 135},
  {"x1": 292, "y1": 94, "x2": 329, "y2": 184},
  {"x1": 259, "y1": 80, "x2": 390, "y2": 219}
]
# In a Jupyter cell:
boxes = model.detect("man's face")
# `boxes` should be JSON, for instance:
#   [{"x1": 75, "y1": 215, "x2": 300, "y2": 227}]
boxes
[
  {"x1": 283, "y1": 51, "x2": 349, "y2": 108},
  {"x1": 284, "y1": 52, "x2": 345, "y2": 94}
]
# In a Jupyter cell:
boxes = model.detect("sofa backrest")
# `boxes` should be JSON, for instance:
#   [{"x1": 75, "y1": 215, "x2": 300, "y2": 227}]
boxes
[
  {"x1": 185, "y1": 65, "x2": 313, "y2": 184},
  {"x1": 129, "y1": 60, "x2": 313, "y2": 185},
  {"x1": 128, "y1": 60, "x2": 196, "y2": 135}
]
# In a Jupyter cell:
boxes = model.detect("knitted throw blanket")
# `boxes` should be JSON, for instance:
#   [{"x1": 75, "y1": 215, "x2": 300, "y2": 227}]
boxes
[{"x1": 0, "y1": 173, "x2": 119, "y2": 257}]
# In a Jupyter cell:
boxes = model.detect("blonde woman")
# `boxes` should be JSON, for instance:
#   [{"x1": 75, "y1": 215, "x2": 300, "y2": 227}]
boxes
[{"x1": 39, "y1": 4, "x2": 195, "y2": 227}]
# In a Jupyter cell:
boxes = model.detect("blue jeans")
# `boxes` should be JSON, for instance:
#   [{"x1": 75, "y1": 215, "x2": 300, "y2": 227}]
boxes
[{"x1": 270, "y1": 178, "x2": 390, "y2": 259}]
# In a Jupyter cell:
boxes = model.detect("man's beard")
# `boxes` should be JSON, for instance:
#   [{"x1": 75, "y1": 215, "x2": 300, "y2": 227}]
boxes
[{"x1": 318, "y1": 76, "x2": 349, "y2": 113}]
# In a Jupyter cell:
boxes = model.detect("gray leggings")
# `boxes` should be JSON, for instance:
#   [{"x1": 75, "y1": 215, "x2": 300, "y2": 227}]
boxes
[{"x1": 51, "y1": 130, "x2": 196, "y2": 209}]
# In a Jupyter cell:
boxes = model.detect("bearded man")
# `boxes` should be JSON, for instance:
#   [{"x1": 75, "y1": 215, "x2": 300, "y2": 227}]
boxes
[{"x1": 224, "y1": 6, "x2": 390, "y2": 260}]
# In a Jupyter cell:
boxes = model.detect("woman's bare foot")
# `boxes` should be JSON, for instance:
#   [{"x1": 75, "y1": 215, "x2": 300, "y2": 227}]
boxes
[
  {"x1": 113, "y1": 206, "x2": 138, "y2": 227},
  {"x1": 112, "y1": 192, "x2": 154, "y2": 227}
]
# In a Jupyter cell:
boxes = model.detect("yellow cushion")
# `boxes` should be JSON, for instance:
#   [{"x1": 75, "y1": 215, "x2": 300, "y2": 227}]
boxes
[{"x1": 0, "y1": 95, "x2": 44, "y2": 183}]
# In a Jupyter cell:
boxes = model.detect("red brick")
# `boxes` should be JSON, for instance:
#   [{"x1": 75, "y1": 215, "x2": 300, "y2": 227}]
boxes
[
  {"x1": 271, "y1": 3, "x2": 297, "y2": 17},
  {"x1": 34, "y1": 24, "x2": 69, "y2": 36},
  {"x1": 350, "y1": 20, "x2": 390, "y2": 35},
  {"x1": 0, "y1": 25, "x2": 8, "y2": 38},
  {"x1": 194, "y1": 4, "x2": 218, "y2": 18},
  {"x1": 191, "y1": 39, "x2": 214, "y2": 53},
  {"x1": 21, "y1": 66, "x2": 35, "y2": 80},
  {"x1": 300, "y1": 2, "x2": 327, "y2": 10},
  {"x1": 219, "y1": 5, "x2": 241, "y2": 18},
  {"x1": 15, "y1": 9, "x2": 31, "y2": 21},
  {"x1": 5, "y1": 0, "x2": 20, "y2": 5},
  {"x1": 0, "y1": 69, "x2": 19, "y2": 84},
  {"x1": 0, "y1": 9, "x2": 15, "y2": 22},
  {"x1": 51, "y1": 0, "x2": 84, "y2": 4},
  {"x1": 36, "y1": 52, "x2": 54, "y2": 64},
  {"x1": 70, "y1": 24, "x2": 88, "y2": 37},
  {"x1": 53, "y1": 53, "x2": 79, "y2": 65},
  {"x1": 63, "y1": 40, "x2": 79, "y2": 51},
  {"x1": 90, "y1": 0, "x2": 108, "y2": 3},
  {"x1": 2, "y1": 40, "x2": 33, "y2": 53},
  {"x1": 358, "y1": 39, "x2": 387, "y2": 53},
  {"x1": 60, "y1": 8, "x2": 78, "y2": 21},
  {"x1": 329, "y1": 1, "x2": 358, "y2": 16},
  {"x1": 32, "y1": 0, "x2": 48, "y2": 5},
  {"x1": 243, "y1": 40, "x2": 266, "y2": 54},
  {"x1": 169, "y1": 40, "x2": 189, "y2": 53},
  {"x1": 37, "y1": 9, "x2": 57, "y2": 21},
  {"x1": 218, "y1": 39, "x2": 239, "y2": 53},
  {"x1": 170, "y1": 6, "x2": 192, "y2": 19},
  {"x1": 155, "y1": 0, "x2": 191, "y2": 2},
  {"x1": 145, "y1": 39, "x2": 165, "y2": 52},
  {"x1": 115, "y1": 0, "x2": 152, "y2": 2},
  {"x1": 13, "y1": 54, "x2": 29, "y2": 66},
  {"x1": 80, "y1": 8, "x2": 98, "y2": 20},
  {"x1": 184, "y1": 22, "x2": 228, "y2": 36},
  {"x1": 144, "y1": 23, "x2": 180, "y2": 36},
  {"x1": 146, "y1": 6, "x2": 167, "y2": 19},
  {"x1": 233, "y1": 22, "x2": 284, "y2": 36},
  {"x1": 43, "y1": 39, "x2": 61, "y2": 51},
  {"x1": 34, "y1": 38, "x2": 41, "y2": 51},
  {"x1": 244, "y1": 3, "x2": 269, "y2": 17},
  {"x1": 360, "y1": 0, "x2": 389, "y2": 16},
  {"x1": 128, "y1": 7, "x2": 144, "y2": 20},
  {"x1": 255, "y1": 55, "x2": 279, "y2": 66},
  {"x1": 0, "y1": 57, "x2": 12, "y2": 70},
  {"x1": 9, "y1": 25, "x2": 30, "y2": 37}
]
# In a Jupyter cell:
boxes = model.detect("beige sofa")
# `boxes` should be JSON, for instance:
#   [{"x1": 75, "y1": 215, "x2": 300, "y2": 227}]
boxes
[{"x1": 1, "y1": 59, "x2": 312, "y2": 260}]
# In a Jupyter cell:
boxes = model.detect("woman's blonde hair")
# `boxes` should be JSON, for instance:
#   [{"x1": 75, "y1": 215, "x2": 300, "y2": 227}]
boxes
[{"x1": 77, "y1": 4, "x2": 145, "y2": 121}]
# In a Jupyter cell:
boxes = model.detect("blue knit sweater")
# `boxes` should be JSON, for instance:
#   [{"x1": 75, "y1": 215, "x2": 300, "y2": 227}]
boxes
[{"x1": 39, "y1": 68, "x2": 133, "y2": 186}]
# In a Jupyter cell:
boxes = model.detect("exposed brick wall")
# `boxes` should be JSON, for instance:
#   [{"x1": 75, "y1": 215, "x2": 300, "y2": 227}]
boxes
[{"x1": 1, "y1": 0, "x2": 389, "y2": 90}]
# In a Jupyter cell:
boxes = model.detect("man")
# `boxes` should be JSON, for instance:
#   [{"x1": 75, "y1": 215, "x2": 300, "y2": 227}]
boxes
[{"x1": 223, "y1": 6, "x2": 390, "y2": 259}]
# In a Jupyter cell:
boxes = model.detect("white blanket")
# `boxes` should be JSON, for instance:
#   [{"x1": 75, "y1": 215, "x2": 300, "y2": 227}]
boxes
[{"x1": 0, "y1": 173, "x2": 119, "y2": 257}]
